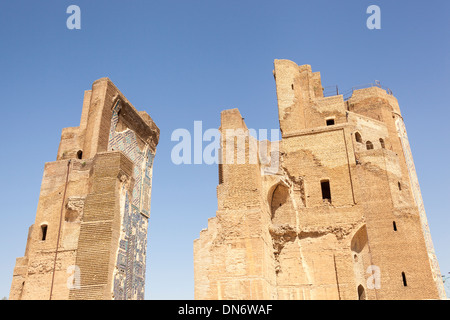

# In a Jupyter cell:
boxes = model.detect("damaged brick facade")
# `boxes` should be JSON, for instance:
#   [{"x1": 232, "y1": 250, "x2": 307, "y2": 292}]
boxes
[{"x1": 194, "y1": 60, "x2": 446, "y2": 300}]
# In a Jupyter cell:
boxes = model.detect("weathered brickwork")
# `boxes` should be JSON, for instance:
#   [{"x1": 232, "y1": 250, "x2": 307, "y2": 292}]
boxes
[
  {"x1": 194, "y1": 60, "x2": 446, "y2": 300},
  {"x1": 9, "y1": 78, "x2": 159, "y2": 300}
]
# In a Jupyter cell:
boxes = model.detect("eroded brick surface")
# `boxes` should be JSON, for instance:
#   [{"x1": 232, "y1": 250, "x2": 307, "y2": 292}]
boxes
[
  {"x1": 194, "y1": 60, "x2": 445, "y2": 300},
  {"x1": 9, "y1": 79, "x2": 159, "y2": 300}
]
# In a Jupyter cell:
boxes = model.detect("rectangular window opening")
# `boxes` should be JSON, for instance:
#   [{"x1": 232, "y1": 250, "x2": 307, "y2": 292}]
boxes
[
  {"x1": 326, "y1": 119, "x2": 335, "y2": 126},
  {"x1": 321, "y1": 180, "x2": 331, "y2": 202}
]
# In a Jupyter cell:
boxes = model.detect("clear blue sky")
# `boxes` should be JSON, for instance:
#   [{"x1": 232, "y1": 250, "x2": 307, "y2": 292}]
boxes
[{"x1": 0, "y1": 0, "x2": 449, "y2": 299}]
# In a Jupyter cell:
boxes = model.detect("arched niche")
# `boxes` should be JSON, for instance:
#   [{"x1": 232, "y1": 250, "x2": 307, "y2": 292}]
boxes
[{"x1": 270, "y1": 183, "x2": 296, "y2": 226}]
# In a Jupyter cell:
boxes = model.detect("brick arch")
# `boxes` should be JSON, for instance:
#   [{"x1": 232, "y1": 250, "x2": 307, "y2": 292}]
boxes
[{"x1": 270, "y1": 183, "x2": 296, "y2": 226}]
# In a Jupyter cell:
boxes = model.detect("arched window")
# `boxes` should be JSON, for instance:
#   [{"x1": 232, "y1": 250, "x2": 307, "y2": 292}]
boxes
[
  {"x1": 357, "y1": 285, "x2": 366, "y2": 300},
  {"x1": 366, "y1": 141, "x2": 374, "y2": 150},
  {"x1": 355, "y1": 132, "x2": 363, "y2": 143},
  {"x1": 379, "y1": 138, "x2": 385, "y2": 149},
  {"x1": 76, "y1": 150, "x2": 83, "y2": 160},
  {"x1": 270, "y1": 184, "x2": 295, "y2": 225},
  {"x1": 41, "y1": 224, "x2": 48, "y2": 241}
]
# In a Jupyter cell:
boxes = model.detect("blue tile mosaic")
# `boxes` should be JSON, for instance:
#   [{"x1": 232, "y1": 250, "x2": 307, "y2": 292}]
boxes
[{"x1": 108, "y1": 101, "x2": 155, "y2": 300}]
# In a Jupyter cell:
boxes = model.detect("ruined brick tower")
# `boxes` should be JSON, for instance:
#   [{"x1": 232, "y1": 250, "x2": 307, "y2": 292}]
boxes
[
  {"x1": 9, "y1": 78, "x2": 159, "y2": 300},
  {"x1": 194, "y1": 59, "x2": 446, "y2": 300}
]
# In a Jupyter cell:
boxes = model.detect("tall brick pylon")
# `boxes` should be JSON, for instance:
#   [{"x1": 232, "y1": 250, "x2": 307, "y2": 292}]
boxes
[{"x1": 9, "y1": 78, "x2": 159, "y2": 300}]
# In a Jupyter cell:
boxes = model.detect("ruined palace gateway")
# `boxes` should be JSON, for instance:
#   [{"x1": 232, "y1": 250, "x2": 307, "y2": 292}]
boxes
[
  {"x1": 194, "y1": 60, "x2": 446, "y2": 300},
  {"x1": 9, "y1": 78, "x2": 159, "y2": 300}
]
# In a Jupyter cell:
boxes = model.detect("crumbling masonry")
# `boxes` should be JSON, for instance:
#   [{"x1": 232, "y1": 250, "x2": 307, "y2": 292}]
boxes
[
  {"x1": 9, "y1": 78, "x2": 159, "y2": 300},
  {"x1": 194, "y1": 60, "x2": 446, "y2": 300}
]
